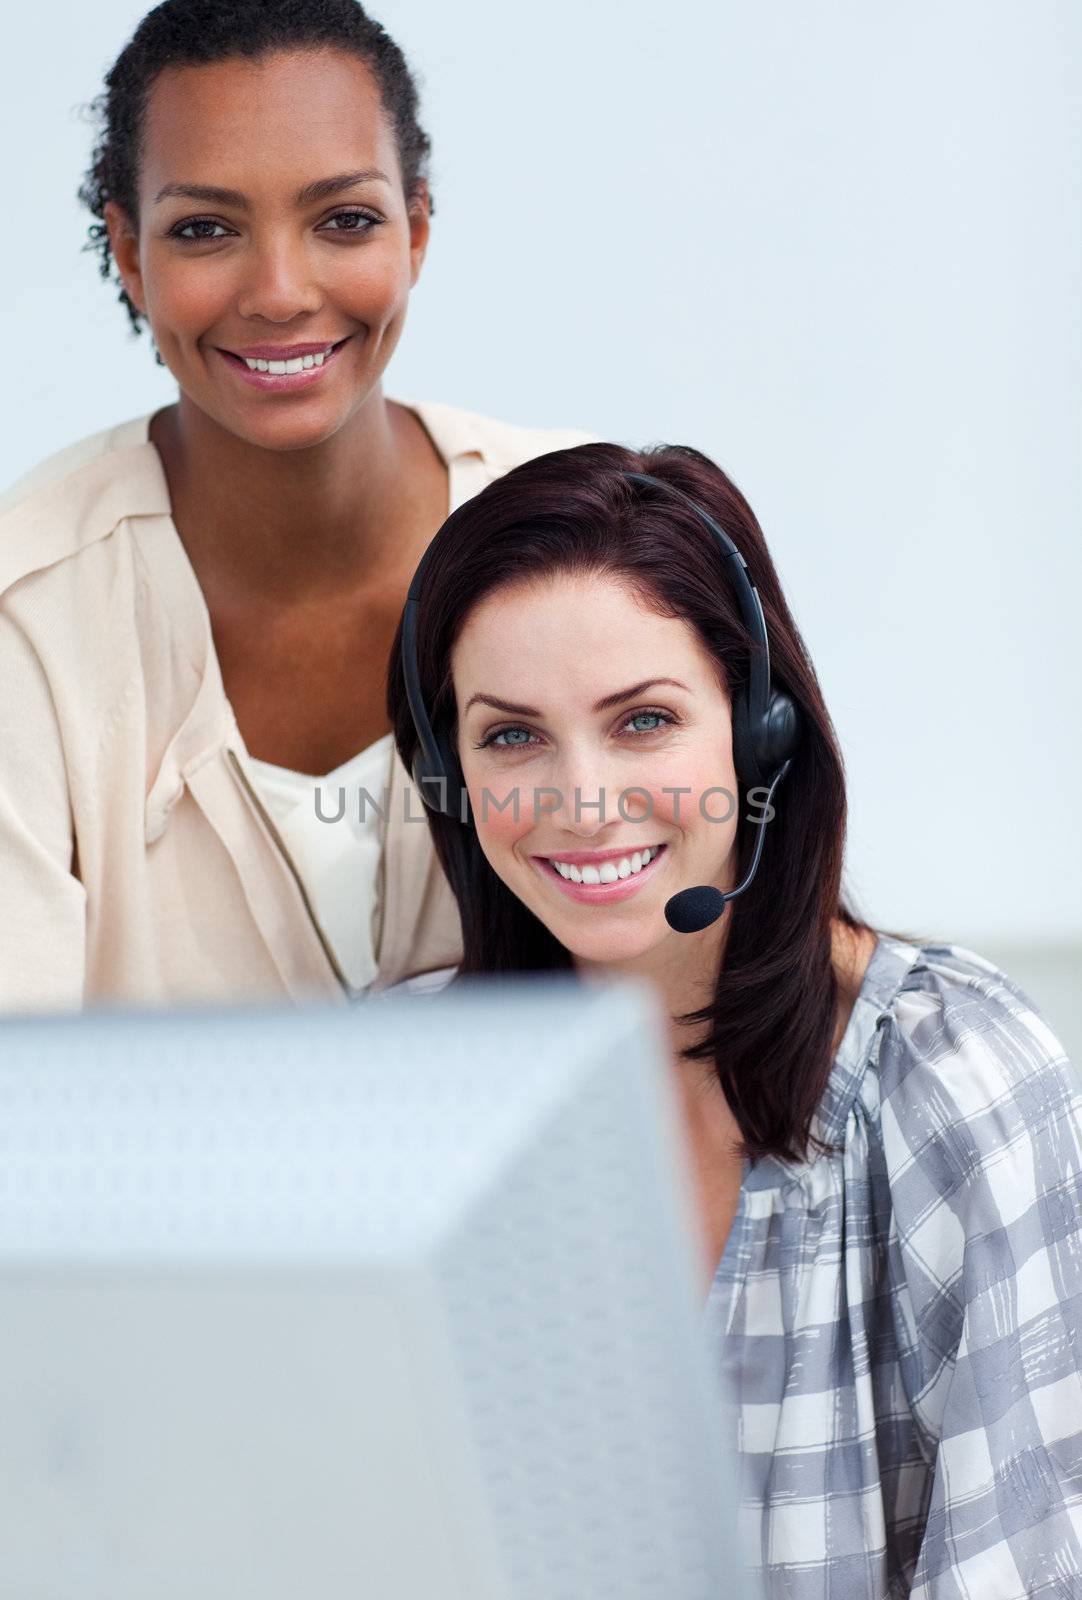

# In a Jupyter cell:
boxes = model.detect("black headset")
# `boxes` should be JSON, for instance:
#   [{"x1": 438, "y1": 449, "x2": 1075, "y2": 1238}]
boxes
[{"x1": 401, "y1": 471, "x2": 801, "y2": 824}]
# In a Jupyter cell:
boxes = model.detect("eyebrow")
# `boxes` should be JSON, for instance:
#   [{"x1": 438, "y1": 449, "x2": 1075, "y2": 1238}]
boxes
[
  {"x1": 463, "y1": 678, "x2": 691, "y2": 718},
  {"x1": 153, "y1": 169, "x2": 391, "y2": 208}
]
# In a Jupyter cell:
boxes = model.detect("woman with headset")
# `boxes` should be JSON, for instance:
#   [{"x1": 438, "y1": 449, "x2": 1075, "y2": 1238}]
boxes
[
  {"x1": 0, "y1": 0, "x2": 589, "y2": 1012},
  {"x1": 387, "y1": 441, "x2": 1082, "y2": 1596}
]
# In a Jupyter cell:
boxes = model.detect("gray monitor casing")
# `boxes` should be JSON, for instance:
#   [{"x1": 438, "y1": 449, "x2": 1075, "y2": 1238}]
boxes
[{"x1": 0, "y1": 980, "x2": 754, "y2": 1598}]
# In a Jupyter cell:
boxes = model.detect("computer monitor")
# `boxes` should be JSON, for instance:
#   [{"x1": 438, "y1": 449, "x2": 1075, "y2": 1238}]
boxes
[{"x1": 0, "y1": 979, "x2": 756, "y2": 1599}]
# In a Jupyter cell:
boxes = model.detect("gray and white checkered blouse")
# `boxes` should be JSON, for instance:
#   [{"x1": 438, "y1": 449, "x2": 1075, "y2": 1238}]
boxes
[{"x1": 707, "y1": 934, "x2": 1082, "y2": 1599}]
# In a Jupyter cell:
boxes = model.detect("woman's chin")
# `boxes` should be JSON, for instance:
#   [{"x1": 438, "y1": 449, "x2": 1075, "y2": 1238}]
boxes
[
  {"x1": 216, "y1": 397, "x2": 354, "y2": 454},
  {"x1": 176, "y1": 358, "x2": 374, "y2": 454},
  {"x1": 554, "y1": 920, "x2": 666, "y2": 969},
  {"x1": 509, "y1": 870, "x2": 671, "y2": 967}
]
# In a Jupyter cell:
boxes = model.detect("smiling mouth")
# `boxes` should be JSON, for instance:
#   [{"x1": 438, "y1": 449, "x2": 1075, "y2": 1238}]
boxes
[
  {"x1": 218, "y1": 335, "x2": 352, "y2": 374},
  {"x1": 539, "y1": 844, "x2": 665, "y2": 886}
]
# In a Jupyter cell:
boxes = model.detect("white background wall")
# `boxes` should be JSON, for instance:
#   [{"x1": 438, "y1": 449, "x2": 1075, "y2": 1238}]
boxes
[{"x1": 3, "y1": 3, "x2": 1079, "y2": 1039}]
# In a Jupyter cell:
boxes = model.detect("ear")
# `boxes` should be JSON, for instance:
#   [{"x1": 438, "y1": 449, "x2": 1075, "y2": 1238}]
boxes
[
  {"x1": 406, "y1": 181, "x2": 431, "y2": 288},
  {"x1": 104, "y1": 200, "x2": 148, "y2": 317}
]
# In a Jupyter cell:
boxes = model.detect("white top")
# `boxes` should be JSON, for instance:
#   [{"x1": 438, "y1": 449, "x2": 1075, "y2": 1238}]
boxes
[{"x1": 248, "y1": 732, "x2": 395, "y2": 993}]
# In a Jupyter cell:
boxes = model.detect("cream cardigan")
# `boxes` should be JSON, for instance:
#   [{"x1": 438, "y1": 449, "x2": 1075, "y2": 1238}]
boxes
[{"x1": 0, "y1": 400, "x2": 592, "y2": 1013}]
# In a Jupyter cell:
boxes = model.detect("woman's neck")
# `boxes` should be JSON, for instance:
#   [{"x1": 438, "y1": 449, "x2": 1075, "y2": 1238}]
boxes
[
  {"x1": 577, "y1": 917, "x2": 740, "y2": 1138},
  {"x1": 149, "y1": 387, "x2": 445, "y2": 609},
  {"x1": 576, "y1": 917, "x2": 875, "y2": 1060},
  {"x1": 575, "y1": 917, "x2": 878, "y2": 1288},
  {"x1": 577, "y1": 913, "x2": 731, "y2": 1061},
  {"x1": 578, "y1": 923, "x2": 745, "y2": 1286},
  {"x1": 575, "y1": 917, "x2": 877, "y2": 1146}
]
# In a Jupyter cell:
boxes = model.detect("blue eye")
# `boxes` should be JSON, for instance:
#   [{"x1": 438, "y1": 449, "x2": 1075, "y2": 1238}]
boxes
[
  {"x1": 477, "y1": 711, "x2": 676, "y2": 752},
  {"x1": 623, "y1": 711, "x2": 671, "y2": 734}
]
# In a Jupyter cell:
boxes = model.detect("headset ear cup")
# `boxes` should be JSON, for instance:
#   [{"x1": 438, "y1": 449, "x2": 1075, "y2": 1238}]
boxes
[
  {"x1": 757, "y1": 691, "x2": 801, "y2": 773},
  {"x1": 730, "y1": 691, "x2": 765, "y2": 790},
  {"x1": 734, "y1": 690, "x2": 802, "y2": 790}
]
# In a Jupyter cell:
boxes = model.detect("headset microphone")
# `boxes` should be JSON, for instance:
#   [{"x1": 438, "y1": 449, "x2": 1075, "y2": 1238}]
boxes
[{"x1": 664, "y1": 759, "x2": 791, "y2": 934}]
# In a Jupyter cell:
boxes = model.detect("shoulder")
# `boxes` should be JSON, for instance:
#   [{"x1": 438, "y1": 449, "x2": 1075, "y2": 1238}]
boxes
[
  {"x1": 869, "y1": 940, "x2": 1079, "y2": 1193},
  {"x1": 855, "y1": 937, "x2": 1082, "y2": 1375},
  {"x1": 0, "y1": 415, "x2": 154, "y2": 513},
  {"x1": 402, "y1": 398, "x2": 599, "y2": 476},
  {"x1": 846, "y1": 941, "x2": 1082, "y2": 1428},
  {"x1": 867, "y1": 947, "x2": 1082, "y2": 1588},
  {"x1": 0, "y1": 415, "x2": 165, "y2": 599}
]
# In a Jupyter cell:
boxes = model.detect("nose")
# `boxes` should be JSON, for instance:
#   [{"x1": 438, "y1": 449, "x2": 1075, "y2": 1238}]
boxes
[
  {"x1": 549, "y1": 749, "x2": 641, "y2": 839},
  {"x1": 236, "y1": 232, "x2": 323, "y2": 323}
]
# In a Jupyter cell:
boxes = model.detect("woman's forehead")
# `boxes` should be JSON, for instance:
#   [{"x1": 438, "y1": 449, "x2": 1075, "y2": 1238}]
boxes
[
  {"x1": 140, "y1": 50, "x2": 396, "y2": 196},
  {"x1": 453, "y1": 573, "x2": 718, "y2": 703}
]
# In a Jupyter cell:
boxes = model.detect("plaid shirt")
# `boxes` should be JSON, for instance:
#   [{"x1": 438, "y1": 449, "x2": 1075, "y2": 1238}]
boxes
[{"x1": 707, "y1": 935, "x2": 1082, "y2": 1599}]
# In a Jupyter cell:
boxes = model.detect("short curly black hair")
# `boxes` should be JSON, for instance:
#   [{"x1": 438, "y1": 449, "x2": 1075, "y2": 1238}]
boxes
[{"x1": 79, "y1": 0, "x2": 433, "y2": 338}]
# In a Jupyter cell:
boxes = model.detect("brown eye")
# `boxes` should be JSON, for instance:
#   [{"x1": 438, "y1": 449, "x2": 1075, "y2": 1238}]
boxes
[
  {"x1": 170, "y1": 217, "x2": 231, "y2": 241},
  {"x1": 320, "y1": 209, "x2": 380, "y2": 234}
]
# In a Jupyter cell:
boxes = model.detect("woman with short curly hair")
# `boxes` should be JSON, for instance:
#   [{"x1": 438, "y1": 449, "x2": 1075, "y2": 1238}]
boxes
[{"x1": 0, "y1": 0, "x2": 590, "y2": 1011}]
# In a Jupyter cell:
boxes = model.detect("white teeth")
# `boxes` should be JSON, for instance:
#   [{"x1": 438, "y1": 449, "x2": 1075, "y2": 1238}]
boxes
[
  {"x1": 242, "y1": 345, "x2": 332, "y2": 374},
  {"x1": 550, "y1": 845, "x2": 660, "y2": 884}
]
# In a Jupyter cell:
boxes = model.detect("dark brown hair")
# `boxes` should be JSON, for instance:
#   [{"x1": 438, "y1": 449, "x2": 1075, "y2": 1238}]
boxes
[{"x1": 387, "y1": 442, "x2": 874, "y2": 1163}]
